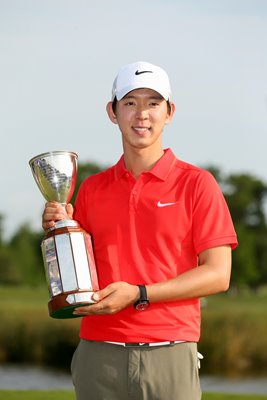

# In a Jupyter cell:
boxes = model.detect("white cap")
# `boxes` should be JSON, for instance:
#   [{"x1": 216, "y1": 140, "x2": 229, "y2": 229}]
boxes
[{"x1": 111, "y1": 61, "x2": 172, "y2": 101}]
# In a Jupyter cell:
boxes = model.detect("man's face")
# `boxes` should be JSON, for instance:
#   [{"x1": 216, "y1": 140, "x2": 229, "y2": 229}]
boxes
[{"x1": 108, "y1": 88, "x2": 174, "y2": 152}]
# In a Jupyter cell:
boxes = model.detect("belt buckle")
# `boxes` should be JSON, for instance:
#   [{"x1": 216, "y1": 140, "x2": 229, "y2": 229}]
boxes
[{"x1": 125, "y1": 343, "x2": 149, "y2": 347}]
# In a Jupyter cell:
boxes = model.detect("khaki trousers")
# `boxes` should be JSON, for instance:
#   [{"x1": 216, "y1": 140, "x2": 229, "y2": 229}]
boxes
[{"x1": 71, "y1": 340, "x2": 202, "y2": 400}]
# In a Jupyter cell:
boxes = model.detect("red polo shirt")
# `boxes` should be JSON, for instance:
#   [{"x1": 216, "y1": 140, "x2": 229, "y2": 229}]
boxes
[{"x1": 74, "y1": 149, "x2": 237, "y2": 342}]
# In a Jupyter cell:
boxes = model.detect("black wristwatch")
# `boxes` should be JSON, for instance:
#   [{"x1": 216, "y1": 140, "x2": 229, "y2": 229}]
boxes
[{"x1": 134, "y1": 285, "x2": 149, "y2": 310}]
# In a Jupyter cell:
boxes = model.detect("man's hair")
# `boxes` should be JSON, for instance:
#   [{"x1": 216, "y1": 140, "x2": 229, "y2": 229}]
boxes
[{"x1": 112, "y1": 97, "x2": 118, "y2": 114}]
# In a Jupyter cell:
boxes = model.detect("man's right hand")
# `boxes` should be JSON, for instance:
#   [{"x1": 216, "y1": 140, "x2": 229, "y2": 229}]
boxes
[{"x1": 42, "y1": 202, "x2": 74, "y2": 232}]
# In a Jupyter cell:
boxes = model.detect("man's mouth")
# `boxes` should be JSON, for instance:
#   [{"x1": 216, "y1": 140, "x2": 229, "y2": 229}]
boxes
[{"x1": 133, "y1": 127, "x2": 150, "y2": 133}]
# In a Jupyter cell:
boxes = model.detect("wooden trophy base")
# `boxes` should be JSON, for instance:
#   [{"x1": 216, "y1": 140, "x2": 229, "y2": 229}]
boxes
[{"x1": 48, "y1": 290, "x2": 96, "y2": 319}]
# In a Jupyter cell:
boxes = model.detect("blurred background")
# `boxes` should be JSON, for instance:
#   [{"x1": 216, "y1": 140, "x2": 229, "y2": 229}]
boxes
[{"x1": 0, "y1": 0, "x2": 267, "y2": 396}]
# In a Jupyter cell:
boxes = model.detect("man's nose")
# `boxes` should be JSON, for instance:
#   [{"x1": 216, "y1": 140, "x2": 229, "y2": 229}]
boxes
[{"x1": 135, "y1": 107, "x2": 149, "y2": 119}]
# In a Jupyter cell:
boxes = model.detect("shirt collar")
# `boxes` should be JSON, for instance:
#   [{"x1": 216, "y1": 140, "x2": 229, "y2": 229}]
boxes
[{"x1": 114, "y1": 148, "x2": 176, "y2": 181}]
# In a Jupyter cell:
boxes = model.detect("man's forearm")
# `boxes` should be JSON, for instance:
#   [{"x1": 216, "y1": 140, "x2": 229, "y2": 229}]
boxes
[{"x1": 146, "y1": 245, "x2": 232, "y2": 302}]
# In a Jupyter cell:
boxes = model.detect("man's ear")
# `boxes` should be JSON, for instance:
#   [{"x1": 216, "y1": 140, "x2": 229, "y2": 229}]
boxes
[
  {"x1": 165, "y1": 101, "x2": 175, "y2": 125},
  {"x1": 106, "y1": 102, "x2": 118, "y2": 124}
]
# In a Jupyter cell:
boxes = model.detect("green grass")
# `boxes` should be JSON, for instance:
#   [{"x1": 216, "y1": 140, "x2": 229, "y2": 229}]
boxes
[
  {"x1": 0, "y1": 285, "x2": 49, "y2": 311},
  {"x1": 199, "y1": 291, "x2": 267, "y2": 376},
  {"x1": 0, "y1": 390, "x2": 75, "y2": 399},
  {"x1": 0, "y1": 391, "x2": 266, "y2": 400},
  {"x1": 203, "y1": 395, "x2": 267, "y2": 400},
  {"x1": 202, "y1": 290, "x2": 267, "y2": 316}
]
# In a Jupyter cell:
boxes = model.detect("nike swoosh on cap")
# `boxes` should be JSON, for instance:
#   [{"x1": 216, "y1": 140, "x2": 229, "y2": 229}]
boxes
[
  {"x1": 157, "y1": 201, "x2": 177, "y2": 208},
  {"x1": 135, "y1": 70, "x2": 153, "y2": 75}
]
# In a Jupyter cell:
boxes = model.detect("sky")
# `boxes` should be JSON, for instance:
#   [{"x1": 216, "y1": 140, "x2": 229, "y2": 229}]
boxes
[{"x1": 0, "y1": 0, "x2": 267, "y2": 239}]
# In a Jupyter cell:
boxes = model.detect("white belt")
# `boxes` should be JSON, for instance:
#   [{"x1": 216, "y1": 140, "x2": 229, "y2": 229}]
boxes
[
  {"x1": 104, "y1": 341, "x2": 184, "y2": 347},
  {"x1": 104, "y1": 341, "x2": 204, "y2": 368}
]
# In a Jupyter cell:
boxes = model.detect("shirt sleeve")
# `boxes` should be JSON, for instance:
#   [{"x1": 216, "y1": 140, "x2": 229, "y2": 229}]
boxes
[{"x1": 192, "y1": 170, "x2": 238, "y2": 255}]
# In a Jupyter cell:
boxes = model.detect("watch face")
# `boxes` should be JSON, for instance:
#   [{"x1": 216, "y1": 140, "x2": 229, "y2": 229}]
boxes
[{"x1": 135, "y1": 301, "x2": 149, "y2": 311}]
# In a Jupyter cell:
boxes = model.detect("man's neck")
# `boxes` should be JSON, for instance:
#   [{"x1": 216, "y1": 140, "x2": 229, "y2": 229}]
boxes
[{"x1": 123, "y1": 146, "x2": 164, "y2": 179}]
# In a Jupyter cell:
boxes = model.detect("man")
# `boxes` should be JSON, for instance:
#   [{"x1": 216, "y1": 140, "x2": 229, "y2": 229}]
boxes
[{"x1": 42, "y1": 61, "x2": 237, "y2": 400}]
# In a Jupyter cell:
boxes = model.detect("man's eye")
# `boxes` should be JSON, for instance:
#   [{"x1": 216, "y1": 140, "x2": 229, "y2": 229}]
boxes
[
  {"x1": 150, "y1": 102, "x2": 159, "y2": 107},
  {"x1": 124, "y1": 101, "x2": 135, "y2": 106}
]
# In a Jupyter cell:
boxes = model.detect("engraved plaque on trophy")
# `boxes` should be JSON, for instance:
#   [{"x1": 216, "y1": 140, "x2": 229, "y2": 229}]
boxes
[{"x1": 29, "y1": 151, "x2": 99, "y2": 319}]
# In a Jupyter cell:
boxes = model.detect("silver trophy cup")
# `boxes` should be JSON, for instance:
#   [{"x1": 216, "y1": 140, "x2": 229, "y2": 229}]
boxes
[{"x1": 29, "y1": 151, "x2": 99, "y2": 319}]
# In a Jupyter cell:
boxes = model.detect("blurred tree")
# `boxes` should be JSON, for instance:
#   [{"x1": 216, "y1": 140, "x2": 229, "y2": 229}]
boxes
[
  {"x1": 230, "y1": 224, "x2": 260, "y2": 288},
  {"x1": 206, "y1": 170, "x2": 267, "y2": 289},
  {"x1": 224, "y1": 173, "x2": 267, "y2": 289},
  {"x1": 0, "y1": 246, "x2": 22, "y2": 284},
  {"x1": 0, "y1": 214, "x2": 4, "y2": 246},
  {"x1": 9, "y1": 224, "x2": 44, "y2": 286},
  {"x1": 224, "y1": 174, "x2": 267, "y2": 229},
  {"x1": 0, "y1": 214, "x2": 24, "y2": 284}
]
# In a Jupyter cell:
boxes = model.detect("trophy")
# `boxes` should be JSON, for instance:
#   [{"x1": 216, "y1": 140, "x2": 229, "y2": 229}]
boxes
[{"x1": 29, "y1": 151, "x2": 99, "y2": 319}]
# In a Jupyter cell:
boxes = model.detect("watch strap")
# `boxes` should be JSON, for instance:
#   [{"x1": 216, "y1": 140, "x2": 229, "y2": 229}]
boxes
[
  {"x1": 134, "y1": 285, "x2": 149, "y2": 310},
  {"x1": 137, "y1": 285, "x2": 148, "y2": 301}
]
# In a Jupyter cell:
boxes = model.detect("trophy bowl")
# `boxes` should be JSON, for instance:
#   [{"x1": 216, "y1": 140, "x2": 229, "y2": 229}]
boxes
[
  {"x1": 29, "y1": 151, "x2": 99, "y2": 319},
  {"x1": 29, "y1": 150, "x2": 77, "y2": 204}
]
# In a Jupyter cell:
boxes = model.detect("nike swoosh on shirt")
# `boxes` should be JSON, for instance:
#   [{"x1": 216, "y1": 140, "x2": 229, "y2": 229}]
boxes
[{"x1": 157, "y1": 201, "x2": 177, "y2": 208}]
